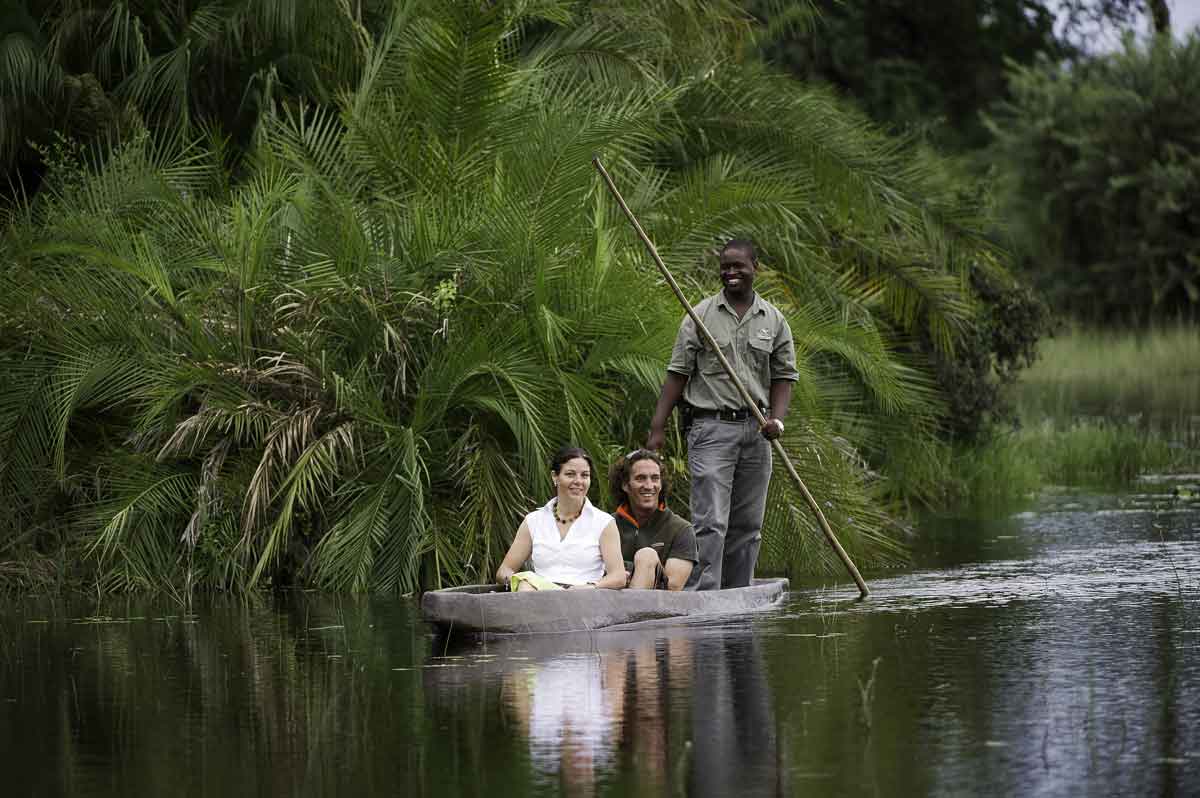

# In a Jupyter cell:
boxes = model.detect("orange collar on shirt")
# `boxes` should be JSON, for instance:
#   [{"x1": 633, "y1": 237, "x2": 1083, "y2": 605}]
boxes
[{"x1": 615, "y1": 501, "x2": 666, "y2": 529}]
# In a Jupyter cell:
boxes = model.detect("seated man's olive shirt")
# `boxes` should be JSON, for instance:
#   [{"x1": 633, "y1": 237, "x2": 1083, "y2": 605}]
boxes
[
  {"x1": 667, "y1": 292, "x2": 799, "y2": 411},
  {"x1": 615, "y1": 505, "x2": 698, "y2": 567}
]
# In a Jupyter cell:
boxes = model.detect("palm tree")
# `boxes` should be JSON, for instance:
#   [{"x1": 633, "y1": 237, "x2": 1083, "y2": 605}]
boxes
[{"x1": 1, "y1": 0, "x2": 1006, "y2": 591}]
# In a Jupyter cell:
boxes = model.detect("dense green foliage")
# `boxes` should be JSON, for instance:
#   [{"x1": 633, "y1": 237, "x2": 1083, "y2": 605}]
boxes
[
  {"x1": 986, "y1": 34, "x2": 1200, "y2": 322},
  {"x1": 0, "y1": 1, "x2": 1032, "y2": 592},
  {"x1": 1, "y1": 0, "x2": 386, "y2": 197},
  {"x1": 746, "y1": 1, "x2": 1064, "y2": 440},
  {"x1": 749, "y1": 0, "x2": 1158, "y2": 151},
  {"x1": 924, "y1": 269, "x2": 1049, "y2": 441},
  {"x1": 752, "y1": 0, "x2": 1065, "y2": 150}
]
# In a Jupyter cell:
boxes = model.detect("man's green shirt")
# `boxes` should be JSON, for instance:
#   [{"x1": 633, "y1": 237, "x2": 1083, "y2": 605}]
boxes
[
  {"x1": 666, "y1": 291, "x2": 799, "y2": 411},
  {"x1": 615, "y1": 505, "x2": 699, "y2": 566}
]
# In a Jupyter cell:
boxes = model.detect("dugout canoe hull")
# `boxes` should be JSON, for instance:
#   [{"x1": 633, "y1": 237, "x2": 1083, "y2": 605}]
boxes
[{"x1": 421, "y1": 578, "x2": 789, "y2": 637}]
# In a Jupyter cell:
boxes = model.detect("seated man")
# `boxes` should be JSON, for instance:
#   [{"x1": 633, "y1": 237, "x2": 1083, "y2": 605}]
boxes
[{"x1": 609, "y1": 449, "x2": 698, "y2": 590}]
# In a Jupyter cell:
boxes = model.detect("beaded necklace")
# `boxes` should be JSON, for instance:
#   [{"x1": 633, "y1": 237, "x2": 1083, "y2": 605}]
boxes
[{"x1": 554, "y1": 500, "x2": 582, "y2": 524}]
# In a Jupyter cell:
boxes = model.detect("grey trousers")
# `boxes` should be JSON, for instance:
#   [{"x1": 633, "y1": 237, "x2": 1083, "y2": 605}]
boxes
[{"x1": 684, "y1": 416, "x2": 772, "y2": 590}]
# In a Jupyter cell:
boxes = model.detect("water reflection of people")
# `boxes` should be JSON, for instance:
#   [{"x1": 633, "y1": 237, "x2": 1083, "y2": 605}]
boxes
[
  {"x1": 501, "y1": 654, "x2": 626, "y2": 797},
  {"x1": 498, "y1": 628, "x2": 781, "y2": 797},
  {"x1": 501, "y1": 637, "x2": 695, "y2": 797},
  {"x1": 616, "y1": 637, "x2": 694, "y2": 794}
]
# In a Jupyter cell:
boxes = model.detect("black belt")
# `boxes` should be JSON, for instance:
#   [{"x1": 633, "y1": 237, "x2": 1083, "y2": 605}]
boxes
[{"x1": 690, "y1": 407, "x2": 764, "y2": 422}]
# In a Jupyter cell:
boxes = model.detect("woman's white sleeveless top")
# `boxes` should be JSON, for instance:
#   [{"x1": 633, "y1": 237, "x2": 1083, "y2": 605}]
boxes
[{"x1": 525, "y1": 498, "x2": 613, "y2": 585}]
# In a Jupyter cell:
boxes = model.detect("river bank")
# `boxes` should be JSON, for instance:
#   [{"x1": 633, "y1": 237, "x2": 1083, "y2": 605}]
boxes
[{"x1": 946, "y1": 323, "x2": 1200, "y2": 510}]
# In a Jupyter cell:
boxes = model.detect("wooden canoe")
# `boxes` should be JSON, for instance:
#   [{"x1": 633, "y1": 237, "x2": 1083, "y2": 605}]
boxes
[{"x1": 421, "y1": 578, "x2": 789, "y2": 637}]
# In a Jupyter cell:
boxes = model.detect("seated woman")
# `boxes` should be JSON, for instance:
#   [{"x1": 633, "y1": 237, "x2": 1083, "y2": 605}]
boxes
[{"x1": 496, "y1": 446, "x2": 626, "y2": 591}]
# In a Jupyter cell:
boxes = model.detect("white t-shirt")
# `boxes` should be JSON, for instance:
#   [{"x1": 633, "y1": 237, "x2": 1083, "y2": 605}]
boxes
[{"x1": 525, "y1": 498, "x2": 613, "y2": 585}]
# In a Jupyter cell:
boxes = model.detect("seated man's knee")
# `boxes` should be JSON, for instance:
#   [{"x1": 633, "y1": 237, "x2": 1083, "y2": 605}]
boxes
[
  {"x1": 634, "y1": 547, "x2": 659, "y2": 569},
  {"x1": 629, "y1": 547, "x2": 661, "y2": 589}
]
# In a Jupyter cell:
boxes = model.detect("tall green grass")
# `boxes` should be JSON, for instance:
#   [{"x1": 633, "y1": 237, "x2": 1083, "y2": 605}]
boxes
[
  {"x1": 1014, "y1": 321, "x2": 1200, "y2": 423},
  {"x1": 947, "y1": 419, "x2": 1197, "y2": 511},
  {"x1": 1016, "y1": 419, "x2": 1186, "y2": 484},
  {"x1": 949, "y1": 323, "x2": 1200, "y2": 509}
]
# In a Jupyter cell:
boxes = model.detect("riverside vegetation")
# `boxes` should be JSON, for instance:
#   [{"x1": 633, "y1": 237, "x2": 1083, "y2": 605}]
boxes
[
  {"x1": 0, "y1": 1, "x2": 1021, "y2": 593},
  {"x1": 1, "y1": 1, "x2": 1197, "y2": 594},
  {"x1": 947, "y1": 323, "x2": 1200, "y2": 510}
]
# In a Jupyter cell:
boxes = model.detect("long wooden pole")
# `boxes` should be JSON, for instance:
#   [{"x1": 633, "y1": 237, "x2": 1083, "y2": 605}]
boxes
[{"x1": 592, "y1": 156, "x2": 870, "y2": 599}]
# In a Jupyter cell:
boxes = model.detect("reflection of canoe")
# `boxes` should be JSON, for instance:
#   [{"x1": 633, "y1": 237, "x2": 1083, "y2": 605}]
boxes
[{"x1": 421, "y1": 578, "x2": 788, "y2": 637}]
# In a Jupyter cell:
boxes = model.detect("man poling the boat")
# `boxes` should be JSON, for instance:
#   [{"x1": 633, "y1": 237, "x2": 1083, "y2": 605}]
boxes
[
  {"x1": 609, "y1": 449, "x2": 698, "y2": 591},
  {"x1": 592, "y1": 156, "x2": 871, "y2": 598},
  {"x1": 646, "y1": 238, "x2": 797, "y2": 590},
  {"x1": 495, "y1": 446, "x2": 627, "y2": 591}
]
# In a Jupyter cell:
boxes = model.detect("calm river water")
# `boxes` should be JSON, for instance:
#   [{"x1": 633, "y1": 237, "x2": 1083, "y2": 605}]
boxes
[{"x1": 3, "y1": 482, "x2": 1198, "y2": 797}]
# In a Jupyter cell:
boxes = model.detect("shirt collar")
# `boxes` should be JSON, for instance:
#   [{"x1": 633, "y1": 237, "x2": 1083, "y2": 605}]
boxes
[
  {"x1": 716, "y1": 291, "x2": 765, "y2": 317},
  {"x1": 615, "y1": 502, "x2": 667, "y2": 529}
]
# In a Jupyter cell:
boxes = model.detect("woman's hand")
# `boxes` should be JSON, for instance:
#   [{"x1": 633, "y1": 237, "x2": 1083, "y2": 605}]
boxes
[{"x1": 496, "y1": 565, "x2": 515, "y2": 586}]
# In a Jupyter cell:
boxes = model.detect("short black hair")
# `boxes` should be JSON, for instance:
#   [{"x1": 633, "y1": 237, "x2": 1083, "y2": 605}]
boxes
[
  {"x1": 608, "y1": 449, "x2": 670, "y2": 506},
  {"x1": 720, "y1": 237, "x2": 758, "y2": 264},
  {"x1": 550, "y1": 446, "x2": 594, "y2": 475}
]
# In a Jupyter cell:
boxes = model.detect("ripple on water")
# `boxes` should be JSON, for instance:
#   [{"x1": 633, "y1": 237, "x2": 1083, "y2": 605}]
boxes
[{"x1": 805, "y1": 510, "x2": 1200, "y2": 613}]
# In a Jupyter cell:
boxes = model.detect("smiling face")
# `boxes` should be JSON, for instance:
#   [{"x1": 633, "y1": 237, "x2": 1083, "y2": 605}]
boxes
[
  {"x1": 554, "y1": 457, "x2": 592, "y2": 501},
  {"x1": 719, "y1": 244, "x2": 756, "y2": 297},
  {"x1": 623, "y1": 458, "x2": 662, "y2": 516}
]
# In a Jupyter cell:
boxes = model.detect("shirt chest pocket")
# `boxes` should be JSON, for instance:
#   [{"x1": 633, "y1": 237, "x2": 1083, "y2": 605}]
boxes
[
  {"x1": 700, "y1": 338, "x2": 734, "y2": 375},
  {"x1": 747, "y1": 334, "x2": 773, "y2": 365}
]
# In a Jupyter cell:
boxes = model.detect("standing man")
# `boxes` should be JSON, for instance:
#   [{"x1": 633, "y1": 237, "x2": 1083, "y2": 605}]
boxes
[
  {"x1": 609, "y1": 449, "x2": 698, "y2": 591},
  {"x1": 646, "y1": 238, "x2": 798, "y2": 590}
]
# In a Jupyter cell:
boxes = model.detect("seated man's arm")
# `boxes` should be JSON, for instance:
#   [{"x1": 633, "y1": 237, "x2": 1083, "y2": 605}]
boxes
[
  {"x1": 663, "y1": 521, "x2": 700, "y2": 591},
  {"x1": 662, "y1": 557, "x2": 693, "y2": 591}
]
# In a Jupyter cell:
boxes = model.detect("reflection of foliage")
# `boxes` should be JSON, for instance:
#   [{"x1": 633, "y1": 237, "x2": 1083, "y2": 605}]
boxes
[
  {"x1": 986, "y1": 35, "x2": 1200, "y2": 322},
  {"x1": 1, "y1": 1, "x2": 1019, "y2": 590}
]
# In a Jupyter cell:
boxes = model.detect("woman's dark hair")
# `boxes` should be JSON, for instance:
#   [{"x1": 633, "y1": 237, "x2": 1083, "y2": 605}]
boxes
[
  {"x1": 550, "y1": 446, "x2": 594, "y2": 475},
  {"x1": 608, "y1": 449, "x2": 669, "y2": 506}
]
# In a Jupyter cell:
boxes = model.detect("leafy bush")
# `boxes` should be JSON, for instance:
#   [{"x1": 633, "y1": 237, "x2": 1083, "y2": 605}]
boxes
[{"x1": 926, "y1": 265, "x2": 1051, "y2": 441}]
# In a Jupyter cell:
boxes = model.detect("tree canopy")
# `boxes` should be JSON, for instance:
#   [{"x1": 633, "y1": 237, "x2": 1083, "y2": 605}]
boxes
[{"x1": 986, "y1": 33, "x2": 1200, "y2": 321}]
